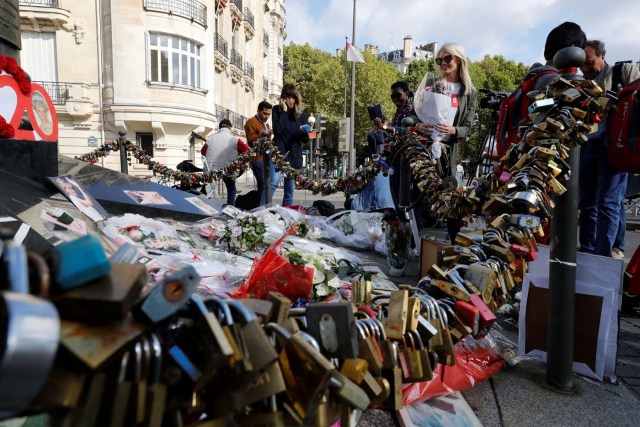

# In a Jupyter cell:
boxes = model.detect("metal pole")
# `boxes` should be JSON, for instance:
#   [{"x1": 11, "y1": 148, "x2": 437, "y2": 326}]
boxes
[
  {"x1": 348, "y1": 0, "x2": 357, "y2": 172},
  {"x1": 343, "y1": 36, "x2": 348, "y2": 118},
  {"x1": 315, "y1": 131, "x2": 321, "y2": 180},
  {"x1": 545, "y1": 146, "x2": 579, "y2": 393},
  {"x1": 118, "y1": 130, "x2": 128, "y2": 174},
  {"x1": 544, "y1": 63, "x2": 582, "y2": 395}
]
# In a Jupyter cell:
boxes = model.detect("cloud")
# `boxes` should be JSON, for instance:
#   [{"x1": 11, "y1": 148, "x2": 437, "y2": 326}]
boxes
[{"x1": 286, "y1": 0, "x2": 640, "y2": 66}]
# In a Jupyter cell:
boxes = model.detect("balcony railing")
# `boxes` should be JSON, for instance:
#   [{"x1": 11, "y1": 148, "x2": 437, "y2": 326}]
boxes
[
  {"x1": 243, "y1": 7, "x2": 254, "y2": 28},
  {"x1": 214, "y1": 32, "x2": 228, "y2": 58},
  {"x1": 263, "y1": 30, "x2": 269, "y2": 48},
  {"x1": 215, "y1": 104, "x2": 247, "y2": 130},
  {"x1": 34, "y1": 81, "x2": 69, "y2": 104},
  {"x1": 230, "y1": 0, "x2": 243, "y2": 10},
  {"x1": 19, "y1": 0, "x2": 59, "y2": 6},
  {"x1": 230, "y1": 49, "x2": 243, "y2": 69},
  {"x1": 263, "y1": 76, "x2": 269, "y2": 92},
  {"x1": 143, "y1": 0, "x2": 207, "y2": 28},
  {"x1": 244, "y1": 62, "x2": 254, "y2": 80}
]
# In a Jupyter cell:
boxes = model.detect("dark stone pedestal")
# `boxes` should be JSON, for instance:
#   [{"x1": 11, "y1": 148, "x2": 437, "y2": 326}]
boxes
[{"x1": 0, "y1": 138, "x2": 58, "y2": 182}]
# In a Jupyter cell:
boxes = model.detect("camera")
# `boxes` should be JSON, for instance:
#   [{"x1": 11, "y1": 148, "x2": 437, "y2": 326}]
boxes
[{"x1": 479, "y1": 89, "x2": 509, "y2": 111}]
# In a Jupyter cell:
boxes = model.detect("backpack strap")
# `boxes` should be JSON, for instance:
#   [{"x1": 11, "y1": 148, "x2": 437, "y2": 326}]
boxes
[{"x1": 612, "y1": 61, "x2": 631, "y2": 92}]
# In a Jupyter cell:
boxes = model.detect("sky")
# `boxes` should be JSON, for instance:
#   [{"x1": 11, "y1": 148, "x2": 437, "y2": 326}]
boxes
[{"x1": 285, "y1": 0, "x2": 640, "y2": 66}]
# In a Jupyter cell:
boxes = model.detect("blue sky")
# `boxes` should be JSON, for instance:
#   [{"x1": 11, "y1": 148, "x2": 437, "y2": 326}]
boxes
[{"x1": 286, "y1": 0, "x2": 640, "y2": 66}]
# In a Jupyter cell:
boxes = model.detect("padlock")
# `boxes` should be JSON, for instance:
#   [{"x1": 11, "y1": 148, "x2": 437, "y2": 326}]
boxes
[
  {"x1": 306, "y1": 301, "x2": 358, "y2": 359},
  {"x1": 267, "y1": 291, "x2": 291, "y2": 325},
  {"x1": 136, "y1": 265, "x2": 200, "y2": 324},
  {"x1": 240, "y1": 298, "x2": 273, "y2": 324},
  {"x1": 329, "y1": 370, "x2": 370, "y2": 410},
  {"x1": 469, "y1": 294, "x2": 497, "y2": 338},
  {"x1": 49, "y1": 233, "x2": 111, "y2": 291},
  {"x1": 264, "y1": 323, "x2": 335, "y2": 423},
  {"x1": 464, "y1": 264, "x2": 497, "y2": 305},
  {"x1": 145, "y1": 334, "x2": 167, "y2": 427},
  {"x1": 226, "y1": 299, "x2": 279, "y2": 375},
  {"x1": 0, "y1": 238, "x2": 29, "y2": 293},
  {"x1": 0, "y1": 291, "x2": 60, "y2": 418},
  {"x1": 52, "y1": 263, "x2": 146, "y2": 322},
  {"x1": 455, "y1": 300, "x2": 480, "y2": 337},
  {"x1": 381, "y1": 290, "x2": 408, "y2": 339}
]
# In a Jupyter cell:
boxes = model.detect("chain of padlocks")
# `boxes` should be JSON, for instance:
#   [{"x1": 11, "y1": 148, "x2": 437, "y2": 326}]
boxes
[{"x1": 1, "y1": 69, "x2": 615, "y2": 426}]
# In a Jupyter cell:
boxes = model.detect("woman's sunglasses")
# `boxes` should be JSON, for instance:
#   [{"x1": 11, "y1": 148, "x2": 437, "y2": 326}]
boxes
[
  {"x1": 390, "y1": 92, "x2": 403, "y2": 100},
  {"x1": 435, "y1": 55, "x2": 453, "y2": 66}
]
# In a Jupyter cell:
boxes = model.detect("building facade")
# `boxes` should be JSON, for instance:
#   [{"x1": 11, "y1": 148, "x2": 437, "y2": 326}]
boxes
[
  {"x1": 375, "y1": 36, "x2": 436, "y2": 74},
  {"x1": 18, "y1": 0, "x2": 286, "y2": 174}
]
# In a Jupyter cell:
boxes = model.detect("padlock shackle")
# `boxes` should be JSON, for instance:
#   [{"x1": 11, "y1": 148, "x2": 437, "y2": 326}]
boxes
[
  {"x1": 299, "y1": 331, "x2": 321, "y2": 353},
  {"x1": 150, "y1": 334, "x2": 163, "y2": 384},
  {"x1": 203, "y1": 296, "x2": 234, "y2": 326},
  {"x1": 263, "y1": 322, "x2": 293, "y2": 341}
]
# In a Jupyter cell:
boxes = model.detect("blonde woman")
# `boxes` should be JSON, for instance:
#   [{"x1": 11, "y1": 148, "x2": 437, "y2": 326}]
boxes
[
  {"x1": 270, "y1": 83, "x2": 311, "y2": 206},
  {"x1": 416, "y1": 42, "x2": 477, "y2": 175}
]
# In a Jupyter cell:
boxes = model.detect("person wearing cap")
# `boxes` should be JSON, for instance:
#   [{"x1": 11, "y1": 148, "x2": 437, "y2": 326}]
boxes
[{"x1": 204, "y1": 119, "x2": 249, "y2": 205}]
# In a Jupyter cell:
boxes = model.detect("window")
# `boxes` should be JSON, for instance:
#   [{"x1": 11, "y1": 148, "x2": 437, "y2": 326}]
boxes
[
  {"x1": 137, "y1": 132, "x2": 154, "y2": 158},
  {"x1": 21, "y1": 31, "x2": 58, "y2": 82},
  {"x1": 148, "y1": 33, "x2": 201, "y2": 88}
]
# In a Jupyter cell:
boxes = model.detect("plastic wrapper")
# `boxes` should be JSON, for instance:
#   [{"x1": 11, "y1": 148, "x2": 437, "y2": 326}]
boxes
[
  {"x1": 307, "y1": 211, "x2": 384, "y2": 250},
  {"x1": 402, "y1": 336, "x2": 504, "y2": 406},
  {"x1": 232, "y1": 228, "x2": 314, "y2": 301},
  {"x1": 105, "y1": 214, "x2": 191, "y2": 254}
]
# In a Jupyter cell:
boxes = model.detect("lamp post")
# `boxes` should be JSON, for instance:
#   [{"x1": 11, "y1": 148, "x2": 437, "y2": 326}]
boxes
[
  {"x1": 0, "y1": 0, "x2": 21, "y2": 62},
  {"x1": 348, "y1": 0, "x2": 357, "y2": 172}
]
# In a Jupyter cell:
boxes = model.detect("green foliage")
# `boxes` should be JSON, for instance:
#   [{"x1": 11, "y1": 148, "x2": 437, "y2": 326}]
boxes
[
  {"x1": 283, "y1": 43, "x2": 398, "y2": 151},
  {"x1": 405, "y1": 58, "x2": 436, "y2": 92}
]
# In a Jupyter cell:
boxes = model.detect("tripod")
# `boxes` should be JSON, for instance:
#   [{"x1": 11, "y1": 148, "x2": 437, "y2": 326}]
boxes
[{"x1": 467, "y1": 109, "x2": 499, "y2": 185}]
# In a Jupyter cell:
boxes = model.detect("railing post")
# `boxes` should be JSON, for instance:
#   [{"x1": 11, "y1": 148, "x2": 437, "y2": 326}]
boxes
[{"x1": 118, "y1": 130, "x2": 129, "y2": 174}]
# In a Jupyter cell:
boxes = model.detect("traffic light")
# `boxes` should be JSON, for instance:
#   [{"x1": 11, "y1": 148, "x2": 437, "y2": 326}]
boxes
[{"x1": 315, "y1": 113, "x2": 326, "y2": 134}]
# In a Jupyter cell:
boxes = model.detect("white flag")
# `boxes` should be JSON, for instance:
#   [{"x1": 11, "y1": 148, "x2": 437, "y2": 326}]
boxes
[{"x1": 346, "y1": 42, "x2": 365, "y2": 63}]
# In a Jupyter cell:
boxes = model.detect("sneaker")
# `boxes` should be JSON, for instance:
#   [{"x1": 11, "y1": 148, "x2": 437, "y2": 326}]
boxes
[{"x1": 612, "y1": 248, "x2": 625, "y2": 259}]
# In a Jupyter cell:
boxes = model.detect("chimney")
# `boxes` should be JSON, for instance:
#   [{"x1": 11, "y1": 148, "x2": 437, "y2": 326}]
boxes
[{"x1": 403, "y1": 35, "x2": 412, "y2": 59}]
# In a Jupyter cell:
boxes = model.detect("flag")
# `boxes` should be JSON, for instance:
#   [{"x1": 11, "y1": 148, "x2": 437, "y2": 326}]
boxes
[{"x1": 346, "y1": 42, "x2": 365, "y2": 63}]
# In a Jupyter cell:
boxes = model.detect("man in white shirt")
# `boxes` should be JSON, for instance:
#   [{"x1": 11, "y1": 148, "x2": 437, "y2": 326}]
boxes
[{"x1": 204, "y1": 119, "x2": 248, "y2": 205}]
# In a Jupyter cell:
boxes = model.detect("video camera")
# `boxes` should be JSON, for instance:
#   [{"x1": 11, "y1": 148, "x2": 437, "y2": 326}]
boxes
[{"x1": 479, "y1": 89, "x2": 509, "y2": 111}]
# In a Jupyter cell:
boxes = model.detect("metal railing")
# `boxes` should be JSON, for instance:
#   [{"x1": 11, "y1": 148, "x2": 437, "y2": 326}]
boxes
[
  {"x1": 19, "y1": 0, "x2": 59, "y2": 6},
  {"x1": 244, "y1": 62, "x2": 254, "y2": 80},
  {"x1": 243, "y1": 7, "x2": 254, "y2": 28},
  {"x1": 263, "y1": 30, "x2": 269, "y2": 48},
  {"x1": 263, "y1": 76, "x2": 269, "y2": 92},
  {"x1": 214, "y1": 33, "x2": 228, "y2": 58},
  {"x1": 33, "y1": 81, "x2": 70, "y2": 104},
  {"x1": 229, "y1": 0, "x2": 242, "y2": 10},
  {"x1": 230, "y1": 49, "x2": 243, "y2": 69},
  {"x1": 215, "y1": 104, "x2": 247, "y2": 130},
  {"x1": 143, "y1": 0, "x2": 207, "y2": 28}
]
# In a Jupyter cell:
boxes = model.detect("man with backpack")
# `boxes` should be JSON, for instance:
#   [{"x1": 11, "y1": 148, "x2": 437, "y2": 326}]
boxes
[
  {"x1": 496, "y1": 22, "x2": 586, "y2": 159},
  {"x1": 579, "y1": 40, "x2": 640, "y2": 259}
]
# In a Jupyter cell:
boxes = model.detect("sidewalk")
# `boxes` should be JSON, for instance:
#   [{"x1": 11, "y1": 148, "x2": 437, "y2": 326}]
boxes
[{"x1": 230, "y1": 173, "x2": 640, "y2": 426}]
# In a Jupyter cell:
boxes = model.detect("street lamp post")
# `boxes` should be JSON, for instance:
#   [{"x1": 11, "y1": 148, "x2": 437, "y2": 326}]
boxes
[{"x1": 348, "y1": 0, "x2": 357, "y2": 172}]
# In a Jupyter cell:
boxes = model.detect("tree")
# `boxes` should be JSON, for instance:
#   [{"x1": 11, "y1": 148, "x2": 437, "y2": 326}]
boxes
[
  {"x1": 283, "y1": 43, "x2": 399, "y2": 156},
  {"x1": 405, "y1": 58, "x2": 436, "y2": 92}
]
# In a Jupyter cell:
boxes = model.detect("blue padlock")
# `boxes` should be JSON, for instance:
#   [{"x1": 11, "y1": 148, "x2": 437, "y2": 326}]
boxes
[{"x1": 52, "y1": 233, "x2": 111, "y2": 291}]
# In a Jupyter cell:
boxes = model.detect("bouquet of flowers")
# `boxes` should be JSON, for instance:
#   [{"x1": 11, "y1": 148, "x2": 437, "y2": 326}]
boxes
[
  {"x1": 217, "y1": 214, "x2": 266, "y2": 254},
  {"x1": 286, "y1": 249, "x2": 344, "y2": 300},
  {"x1": 414, "y1": 72, "x2": 458, "y2": 156},
  {"x1": 384, "y1": 216, "x2": 410, "y2": 276}
]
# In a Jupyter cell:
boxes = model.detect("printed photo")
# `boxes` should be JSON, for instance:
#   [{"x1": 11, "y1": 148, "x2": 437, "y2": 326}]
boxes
[
  {"x1": 49, "y1": 175, "x2": 109, "y2": 223},
  {"x1": 32, "y1": 90, "x2": 53, "y2": 135},
  {"x1": 185, "y1": 196, "x2": 219, "y2": 215},
  {"x1": 123, "y1": 190, "x2": 172, "y2": 205},
  {"x1": 40, "y1": 207, "x2": 87, "y2": 235}
]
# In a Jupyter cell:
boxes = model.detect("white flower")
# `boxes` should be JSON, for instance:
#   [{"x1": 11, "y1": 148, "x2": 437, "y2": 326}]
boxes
[
  {"x1": 327, "y1": 276, "x2": 342, "y2": 289},
  {"x1": 231, "y1": 227, "x2": 242, "y2": 237},
  {"x1": 315, "y1": 283, "x2": 330, "y2": 296},
  {"x1": 312, "y1": 267, "x2": 326, "y2": 285},
  {"x1": 515, "y1": 291, "x2": 522, "y2": 301}
]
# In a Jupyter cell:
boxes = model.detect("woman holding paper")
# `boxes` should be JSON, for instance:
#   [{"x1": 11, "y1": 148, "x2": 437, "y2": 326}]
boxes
[{"x1": 416, "y1": 42, "x2": 477, "y2": 176}]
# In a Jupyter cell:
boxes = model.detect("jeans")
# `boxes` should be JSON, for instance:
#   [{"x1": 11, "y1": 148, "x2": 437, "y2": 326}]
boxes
[
  {"x1": 351, "y1": 171, "x2": 395, "y2": 212},
  {"x1": 223, "y1": 176, "x2": 236, "y2": 206},
  {"x1": 614, "y1": 178, "x2": 628, "y2": 251},
  {"x1": 270, "y1": 164, "x2": 296, "y2": 206},
  {"x1": 251, "y1": 159, "x2": 265, "y2": 206},
  {"x1": 578, "y1": 141, "x2": 628, "y2": 256}
]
